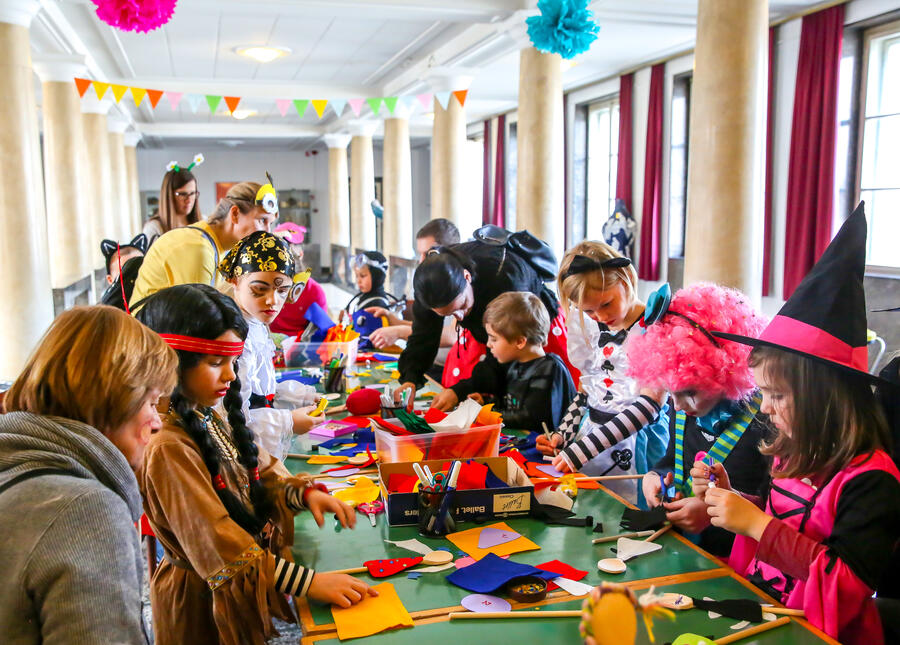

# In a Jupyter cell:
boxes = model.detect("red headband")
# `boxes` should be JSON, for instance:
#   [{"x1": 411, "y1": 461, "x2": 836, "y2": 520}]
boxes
[{"x1": 158, "y1": 334, "x2": 244, "y2": 356}]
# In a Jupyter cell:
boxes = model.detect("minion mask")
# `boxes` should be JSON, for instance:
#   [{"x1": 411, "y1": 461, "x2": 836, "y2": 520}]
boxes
[{"x1": 256, "y1": 171, "x2": 279, "y2": 215}]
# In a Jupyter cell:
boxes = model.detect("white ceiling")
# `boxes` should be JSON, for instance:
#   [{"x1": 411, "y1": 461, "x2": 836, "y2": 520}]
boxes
[{"x1": 30, "y1": 0, "x2": 827, "y2": 149}]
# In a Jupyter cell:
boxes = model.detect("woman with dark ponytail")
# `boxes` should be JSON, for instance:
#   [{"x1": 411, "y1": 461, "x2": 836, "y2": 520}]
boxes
[{"x1": 135, "y1": 284, "x2": 375, "y2": 645}]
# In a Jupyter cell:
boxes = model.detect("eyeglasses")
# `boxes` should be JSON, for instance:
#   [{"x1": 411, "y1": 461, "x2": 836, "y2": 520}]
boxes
[{"x1": 174, "y1": 190, "x2": 199, "y2": 199}]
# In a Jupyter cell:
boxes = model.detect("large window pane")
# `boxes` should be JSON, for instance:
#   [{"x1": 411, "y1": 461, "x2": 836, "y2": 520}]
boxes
[{"x1": 586, "y1": 98, "x2": 620, "y2": 241}]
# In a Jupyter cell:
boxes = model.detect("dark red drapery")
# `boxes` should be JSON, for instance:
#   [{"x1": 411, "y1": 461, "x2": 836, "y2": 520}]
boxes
[
  {"x1": 763, "y1": 27, "x2": 776, "y2": 297},
  {"x1": 616, "y1": 73, "x2": 634, "y2": 212},
  {"x1": 638, "y1": 64, "x2": 665, "y2": 281},
  {"x1": 482, "y1": 119, "x2": 492, "y2": 224},
  {"x1": 782, "y1": 4, "x2": 844, "y2": 298},
  {"x1": 491, "y1": 114, "x2": 506, "y2": 227}
]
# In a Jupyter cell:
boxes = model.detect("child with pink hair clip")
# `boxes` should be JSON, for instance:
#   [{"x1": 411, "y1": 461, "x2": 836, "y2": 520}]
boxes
[{"x1": 631, "y1": 282, "x2": 770, "y2": 557}]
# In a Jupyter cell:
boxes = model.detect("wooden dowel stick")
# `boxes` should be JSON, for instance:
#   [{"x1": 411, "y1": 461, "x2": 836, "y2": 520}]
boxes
[
  {"x1": 324, "y1": 404, "x2": 347, "y2": 416},
  {"x1": 311, "y1": 469, "x2": 378, "y2": 480},
  {"x1": 324, "y1": 566, "x2": 367, "y2": 575},
  {"x1": 644, "y1": 524, "x2": 672, "y2": 542},
  {"x1": 592, "y1": 530, "x2": 654, "y2": 544},
  {"x1": 765, "y1": 607, "x2": 805, "y2": 617},
  {"x1": 449, "y1": 611, "x2": 581, "y2": 620},
  {"x1": 285, "y1": 453, "x2": 319, "y2": 459},
  {"x1": 715, "y1": 616, "x2": 791, "y2": 644}
]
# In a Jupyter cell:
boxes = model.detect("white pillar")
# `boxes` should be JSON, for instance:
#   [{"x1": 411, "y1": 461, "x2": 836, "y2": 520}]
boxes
[
  {"x1": 81, "y1": 95, "x2": 116, "y2": 270},
  {"x1": 428, "y1": 72, "x2": 471, "y2": 228},
  {"x1": 33, "y1": 55, "x2": 92, "y2": 289},
  {"x1": 0, "y1": 0, "x2": 53, "y2": 379},
  {"x1": 349, "y1": 120, "x2": 378, "y2": 252},
  {"x1": 323, "y1": 133, "x2": 351, "y2": 258},
  {"x1": 107, "y1": 116, "x2": 131, "y2": 241},
  {"x1": 383, "y1": 115, "x2": 414, "y2": 259},
  {"x1": 123, "y1": 131, "x2": 142, "y2": 236}
]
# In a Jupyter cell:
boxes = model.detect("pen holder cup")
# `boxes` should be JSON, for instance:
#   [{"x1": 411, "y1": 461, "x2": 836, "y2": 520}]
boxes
[
  {"x1": 324, "y1": 366, "x2": 345, "y2": 394},
  {"x1": 417, "y1": 489, "x2": 457, "y2": 537}
]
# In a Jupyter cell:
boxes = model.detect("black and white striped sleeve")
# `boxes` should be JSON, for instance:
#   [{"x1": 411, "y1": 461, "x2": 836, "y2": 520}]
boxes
[
  {"x1": 285, "y1": 485, "x2": 305, "y2": 513},
  {"x1": 273, "y1": 555, "x2": 315, "y2": 597},
  {"x1": 559, "y1": 395, "x2": 662, "y2": 471}
]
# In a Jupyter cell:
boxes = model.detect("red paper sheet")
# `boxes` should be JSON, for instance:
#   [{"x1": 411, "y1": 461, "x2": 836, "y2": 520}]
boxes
[{"x1": 536, "y1": 559, "x2": 588, "y2": 590}]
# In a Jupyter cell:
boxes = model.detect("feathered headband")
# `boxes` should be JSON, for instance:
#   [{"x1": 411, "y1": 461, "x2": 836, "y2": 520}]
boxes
[{"x1": 166, "y1": 153, "x2": 205, "y2": 173}]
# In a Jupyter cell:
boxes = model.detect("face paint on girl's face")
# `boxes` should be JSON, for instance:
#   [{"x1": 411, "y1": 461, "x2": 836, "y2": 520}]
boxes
[
  {"x1": 231, "y1": 271, "x2": 291, "y2": 325},
  {"x1": 752, "y1": 364, "x2": 794, "y2": 436},
  {"x1": 580, "y1": 282, "x2": 633, "y2": 330},
  {"x1": 672, "y1": 389, "x2": 723, "y2": 418},
  {"x1": 181, "y1": 330, "x2": 242, "y2": 409},
  {"x1": 431, "y1": 279, "x2": 474, "y2": 322},
  {"x1": 355, "y1": 266, "x2": 372, "y2": 293}
]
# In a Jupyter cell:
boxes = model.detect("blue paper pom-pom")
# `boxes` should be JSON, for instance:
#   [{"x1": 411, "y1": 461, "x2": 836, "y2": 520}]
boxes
[{"x1": 526, "y1": 0, "x2": 600, "y2": 59}]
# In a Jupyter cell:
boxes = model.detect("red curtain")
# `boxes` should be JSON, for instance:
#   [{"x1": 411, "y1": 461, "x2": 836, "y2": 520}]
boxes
[
  {"x1": 762, "y1": 27, "x2": 776, "y2": 297},
  {"x1": 782, "y1": 4, "x2": 844, "y2": 298},
  {"x1": 482, "y1": 119, "x2": 492, "y2": 224},
  {"x1": 638, "y1": 64, "x2": 665, "y2": 281},
  {"x1": 491, "y1": 114, "x2": 506, "y2": 227},
  {"x1": 616, "y1": 73, "x2": 634, "y2": 212}
]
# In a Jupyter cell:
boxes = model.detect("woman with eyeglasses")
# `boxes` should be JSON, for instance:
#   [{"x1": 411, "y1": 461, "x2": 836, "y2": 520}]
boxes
[
  {"x1": 132, "y1": 180, "x2": 279, "y2": 305},
  {"x1": 143, "y1": 161, "x2": 202, "y2": 246}
]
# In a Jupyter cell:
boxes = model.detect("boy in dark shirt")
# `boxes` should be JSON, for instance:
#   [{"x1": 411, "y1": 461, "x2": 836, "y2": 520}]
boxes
[{"x1": 467, "y1": 292, "x2": 576, "y2": 433}]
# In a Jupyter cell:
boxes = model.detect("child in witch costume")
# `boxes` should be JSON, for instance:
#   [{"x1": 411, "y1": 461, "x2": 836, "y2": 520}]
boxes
[
  {"x1": 628, "y1": 282, "x2": 769, "y2": 557},
  {"x1": 99, "y1": 234, "x2": 148, "y2": 310},
  {"x1": 539, "y1": 242, "x2": 668, "y2": 502},
  {"x1": 135, "y1": 284, "x2": 375, "y2": 645},
  {"x1": 345, "y1": 251, "x2": 402, "y2": 313},
  {"x1": 695, "y1": 203, "x2": 900, "y2": 645},
  {"x1": 218, "y1": 231, "x2": 320, "y2": 461}
]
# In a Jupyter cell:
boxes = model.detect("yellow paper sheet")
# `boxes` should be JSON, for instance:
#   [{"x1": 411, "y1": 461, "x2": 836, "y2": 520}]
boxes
[
  {"x1": 331, "y1": 582, "x2": 413, "y2": 640},
  {"x1": 333, "y1": 477, "x2": 381, "y2": 505},
  {"x1": 307, "y1": 455, "x2": 348, "y2": 465},
  {"x1": 445, "y1": 521, "x2": 541, "y2": 560}
]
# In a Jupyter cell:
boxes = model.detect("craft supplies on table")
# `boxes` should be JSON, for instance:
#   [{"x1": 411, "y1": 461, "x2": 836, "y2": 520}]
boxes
[
  {"x1": 372, "y1": 420, "x2": 502, "y2": 463},
  {"x1": 330, "y1": 581, "x2": 413, "y2": 640},
  {"x1": 308, "y1": 419, "x2": 357, "y2": 439},
  {"x1": 283, "y1": 336, "x2": 359, "y2": 371},
  {"x1": 445, "y1": 521, "x2": 540, "y2": 560}
]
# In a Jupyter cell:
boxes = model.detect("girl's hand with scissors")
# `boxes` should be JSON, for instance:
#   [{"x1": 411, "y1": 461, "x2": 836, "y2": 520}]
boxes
[{"x1": 305, "y1": 488, "x2": 357, "y2": 529}]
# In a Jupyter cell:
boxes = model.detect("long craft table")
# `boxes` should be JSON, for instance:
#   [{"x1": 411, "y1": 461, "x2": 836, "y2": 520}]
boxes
[{"x1": 279, "y1": 366, "x2": 838, "y2": 644}]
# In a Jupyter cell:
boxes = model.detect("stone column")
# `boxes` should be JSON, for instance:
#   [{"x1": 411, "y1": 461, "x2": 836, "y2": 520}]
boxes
[
  {"x1": 323, "y1": 133, "x2": 351, "y2": 256},
  {"x1": 33, "y1": 55, "x2": 92, "y2": 290},
  {"x1": 81, "y1": 97, "x2": 116, "y2": 271},
  {"x1": 349, "y1": 121, "x2": 378, "y2": 252},
  {"x1": 683, "y1": 0, "x2": 768, "y2": 300},
  {"x1": 382, "y1": 116, "x2": 414, "y2": 259},
  {"x1": 429, "y1": 73, "x2": 470, "y2": 227},
  {"x1": 123, "y1": 131, "x2": 142, "y2": 235},
  {"x1": 0, "y1": 0, "x2": 53, "y2": 379},
  {"x1": 107, "y1": 116, "x2": 131, "y2": 241},
  {"x1": 516, "y1": 47, "x2": 564, "y2": 258}
]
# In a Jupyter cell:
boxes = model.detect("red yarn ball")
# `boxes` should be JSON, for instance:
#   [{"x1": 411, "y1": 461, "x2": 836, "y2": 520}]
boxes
[
  {"x1": 346, "y1": 388, "x2": 383, "y2": 416},
  {"x1": 92, "y1": 0, "x2": 177, "y2": 33}
]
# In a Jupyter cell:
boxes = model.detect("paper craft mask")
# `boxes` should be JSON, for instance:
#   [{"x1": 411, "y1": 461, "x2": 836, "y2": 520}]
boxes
[{"x1": 255, "y1": 171, "x2": 279, "y2": 214}]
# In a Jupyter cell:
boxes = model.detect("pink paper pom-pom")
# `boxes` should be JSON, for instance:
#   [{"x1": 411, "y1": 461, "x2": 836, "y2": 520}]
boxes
[{"x1": 92, "y1": 0, "x2": 177, "y2": 33}]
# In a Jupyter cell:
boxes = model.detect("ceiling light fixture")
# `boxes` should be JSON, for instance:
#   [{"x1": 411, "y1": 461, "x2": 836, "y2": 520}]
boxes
[
  {"x1": 234, "y1": 45, "x2": 291, "y2": 63},
  {"x1": 231, "y1": 108, "x2": 257, "y2": 120}
]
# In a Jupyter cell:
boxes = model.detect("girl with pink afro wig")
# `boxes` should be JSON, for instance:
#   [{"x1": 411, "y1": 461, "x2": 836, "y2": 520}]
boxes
[{"x1": 627, "y1": 282, "x2": 766, "y2": 401}]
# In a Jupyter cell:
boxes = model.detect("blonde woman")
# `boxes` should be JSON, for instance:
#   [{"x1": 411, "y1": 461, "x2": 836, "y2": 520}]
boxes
[
  {"x1": 132, "y1": 181, "x2": 277, "y2": 304},
  {"x1": 0, "y1": 305, "x2": 177, "y2": 645}
]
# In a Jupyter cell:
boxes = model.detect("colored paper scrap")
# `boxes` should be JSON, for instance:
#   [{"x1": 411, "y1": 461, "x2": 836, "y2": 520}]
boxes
[
  {"x1": 364, "y1": 557, "x2": 423, "y2": 578},
  {"x1": 477, "y1": 527, "x2": 521, "y2": 549},
  {"x1": 331, "y1": 582, "x2": 413, "y2": 640},
  {"x1": 414, "y1": 562, "x2": 454, "y2": 573},
  {"x1": 552, "y1": 576, "x2": 593, "y2": 596},
  {"x1": 445, "y1": 553, "x2": 555, "y2": 593},
  {"x1": 332, "y1": 476, "x2": 380, "y2": 505},
  {"x1": 306, "y1": 455, "x2": 347, "y2": 464},
  {"x1": 536, "y1": 560, "x2": 589, "y2": 590},
  {"x1": 407, "y1": 572, "x2": 422, "y2": 580},
  {"x1": 445, "y1": 522, "x2": 540, "y2": 560},
  {"x1": 536, "y1": 463, "x2": 566, "y2": 478},
  {"x1": 461, "y1": 593, "x2": 511, "y2": 613},
  {"x1": 384, "y1": 538, "x2": 432, "y2": 556}
]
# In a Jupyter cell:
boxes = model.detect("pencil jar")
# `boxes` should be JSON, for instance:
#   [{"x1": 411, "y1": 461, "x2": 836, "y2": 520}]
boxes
[
  {"x1": 417, "y1": 489, "x2": 456, "y2": 537},
  {"x1": 324, "y1": 366, "x2": 345, "y2": 393}
]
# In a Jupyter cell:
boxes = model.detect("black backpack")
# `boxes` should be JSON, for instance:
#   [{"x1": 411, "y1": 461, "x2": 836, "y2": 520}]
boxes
[{"x1": 473, "y1": 225, "x2": 558, "y2": 282}]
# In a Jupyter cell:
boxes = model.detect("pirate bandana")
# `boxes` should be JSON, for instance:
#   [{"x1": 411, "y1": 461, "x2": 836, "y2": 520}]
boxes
[{"x1": 218, "y1": 231, "x2": 311, "y2": 302}]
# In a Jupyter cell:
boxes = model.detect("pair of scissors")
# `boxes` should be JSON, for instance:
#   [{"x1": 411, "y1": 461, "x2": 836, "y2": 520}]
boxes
[{"x1": 358, "y1": 500, "x2": 385, "y2": 527}]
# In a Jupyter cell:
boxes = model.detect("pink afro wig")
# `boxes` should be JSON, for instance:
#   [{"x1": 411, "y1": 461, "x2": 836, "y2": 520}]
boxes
[{"x1": 626, "y1": 282, "x2": 768, "y2": 400}]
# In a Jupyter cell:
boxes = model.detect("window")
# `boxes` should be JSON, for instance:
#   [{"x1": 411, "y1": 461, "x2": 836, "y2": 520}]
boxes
[
  {"x1": 859, "y1": 22, "x2": 900, "y2": 269},
  {"x1": 668, "y1": 74, "x2": 691, "y2": 259},
  {"x1": 506, "y1": 121, "x2": 518, "y2": 230},
  {"x1": 585, "y1": 98, "x2": 619, "y2": 240}
]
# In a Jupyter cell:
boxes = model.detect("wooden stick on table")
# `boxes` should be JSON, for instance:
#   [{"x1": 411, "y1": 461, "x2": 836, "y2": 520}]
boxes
[
  {"x1": 324, "y1": 404, "x2": 347, "y2": 416},
  {"x1": 449, "y1": 611, "x2": 581, "y2": 620},
  {"x1": 644, "y1": 524, "x2": 672, "y2": 542},
  {"x1": 716, "y1": 616, "x2": 791, "y2": 644},
  {"x1": 311, "y1": 469, "x2": 378, "y2": 480},
  {"x1": 591, "y1": 530, "x2": 654, "y2": 544}
]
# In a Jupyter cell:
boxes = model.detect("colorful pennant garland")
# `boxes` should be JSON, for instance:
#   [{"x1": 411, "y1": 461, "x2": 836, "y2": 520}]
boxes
[{"x1": 71, "y1": 78, "x2": 469, "y2": 118}]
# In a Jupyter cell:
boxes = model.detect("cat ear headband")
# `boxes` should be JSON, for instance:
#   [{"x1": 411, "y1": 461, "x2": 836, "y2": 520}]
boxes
[
  {"x1": 255, "y1": 171, "x2": 279, "y2": 215},
  {"x1": 166, "y1": 153, "x2": 205, "y2": 173}
]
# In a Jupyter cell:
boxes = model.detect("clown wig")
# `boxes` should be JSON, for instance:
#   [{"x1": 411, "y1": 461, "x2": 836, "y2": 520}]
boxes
[{"x1": 626, "y1": 283, "x2": 767, "y2": 401}]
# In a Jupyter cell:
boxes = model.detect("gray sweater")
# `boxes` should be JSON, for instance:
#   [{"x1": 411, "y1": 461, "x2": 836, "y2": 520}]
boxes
[{"x1": 0, "y1": 412, "x2": 148, "y2": 644}]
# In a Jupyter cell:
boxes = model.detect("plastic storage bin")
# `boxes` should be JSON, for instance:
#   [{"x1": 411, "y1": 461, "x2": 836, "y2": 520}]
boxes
[
  {"x1": 372, "y1": 420, "x2": 501, "y2": 463},
  {"x1": 282, "y1": 337, "x2": 358, "y2": 371}
]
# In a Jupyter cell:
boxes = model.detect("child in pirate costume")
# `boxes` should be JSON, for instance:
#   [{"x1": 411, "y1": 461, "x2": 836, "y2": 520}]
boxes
[
  {"x1": 135, "y1": 284, "x2": 374, "y2": 645},
  {"x1": 695, "y1": 204, "x2": 900, "y2": 645},
  {"x1": 218, "y1": 230, "x2": 319, "y2": 461},
  {"x1": 628, "y1": 282, "x2": 769, "y2": 557}
]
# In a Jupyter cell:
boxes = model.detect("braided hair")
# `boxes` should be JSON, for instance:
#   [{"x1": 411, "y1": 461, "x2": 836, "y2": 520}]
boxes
[{"x1": 135, "y1": 283, "x2": 274, "y2": 535}]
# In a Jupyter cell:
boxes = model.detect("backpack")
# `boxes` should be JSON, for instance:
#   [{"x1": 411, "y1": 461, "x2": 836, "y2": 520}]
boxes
[{"x1": 473, "y1": 225, "x2": 558, "y2": 282}]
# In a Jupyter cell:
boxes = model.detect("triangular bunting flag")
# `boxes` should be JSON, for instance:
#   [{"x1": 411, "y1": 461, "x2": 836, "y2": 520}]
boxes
[
  {"x1": 348, "y1": 98, "x2": 365, "y2": 116},
  {"x1": 93, "y1": 82, "x2": 110, "y2": 100},
  {"x1": 384, "y1": 96, "x2": 398, "y2": 115},
  {"x1": 165, "y1": 91, "x2": 183, "y2": 110},
  {"x1": 367, "y1": 97, "x2": 383, "y2": 115},
  {"x1": 275, "y1": 99, "x2": 290, "y2": 117},
  {"x1": 111, "y1": 84, "x2": 128, "y2": 102},
  {"x1": 311, "y1": 99, "x2": 328, "y2": 118},
  {"x1": 434, "y1": 91, "x2": 451, "y2": 110},
  {"x1": 185, "y1": 94, "x2": 203, "y2": 113},
  {"x1": 146, "y1": 89, "x2": 164, "y2": 108},
  {"x1": 416, "y1": 93, "x2": 433, "y2": 110},
  {"x1": 399, "y1": 95, "x2": 417, "y2": 113},
  {"x1": 206, "y1": 95, "x2": 222, "y2": 113},
  {"x1": 293, "y1": 99, "x2": 309, "y2": 117},
  {"x1": 453, "y1": 89, "x2": 468, "y2": 107},
  {"x1": 131, "y1": 87, "x2": 147, "y2": 107},
  {"x1": 224, "y1": 96, "x2": 241, "y2": 113},
  {"x1": 74, "y1": 77, "x2": 92, "y2": 98},
  {"x1": 330, "y1": 99, "x2": 347, "y2": 116}
]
